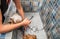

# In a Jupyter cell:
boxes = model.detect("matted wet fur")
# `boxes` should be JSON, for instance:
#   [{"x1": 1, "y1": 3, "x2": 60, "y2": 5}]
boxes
[{"x1": 23, "y1": 34, "x2": 37, "y2": 39}]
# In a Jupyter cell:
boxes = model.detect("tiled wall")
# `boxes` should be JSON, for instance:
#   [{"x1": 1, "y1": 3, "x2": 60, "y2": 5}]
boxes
[
  {"x1": 40, "y1": 0, "x2": 60, "y2": 39},
  {"x1": 20, "y1": 0, "x2": 42, "y2": 12}
]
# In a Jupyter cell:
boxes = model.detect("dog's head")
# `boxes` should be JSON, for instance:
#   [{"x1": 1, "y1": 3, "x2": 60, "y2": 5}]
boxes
[{"x1": 23, "y1": 34, "x2": 37, "y2": 39}]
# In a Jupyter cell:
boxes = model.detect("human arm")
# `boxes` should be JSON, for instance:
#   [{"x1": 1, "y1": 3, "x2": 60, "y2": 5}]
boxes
[
  {"x1": 0, "y1": 10, "x2": 31, "y2": 33},
  {"x1": 0, "y1": 10, "x2": 22, "y2": 33},
  {"x1": 13, "y1": 0, "x2": 25, "y2": 20}
]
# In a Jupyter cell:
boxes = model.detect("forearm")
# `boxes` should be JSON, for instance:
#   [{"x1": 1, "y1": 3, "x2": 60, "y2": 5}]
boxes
[
  {"x1": 13, "y1": 0, "x2": 25, "y2": 19},
  {"x1": 0, "y1": 22, "x2": 23, "y2": 33},
  {"x1": 0, "y1": 9, "x2": 2, "y2": 24},
  {"x1": 18, "y1": 7, "x2": 25, "y2": 19}
]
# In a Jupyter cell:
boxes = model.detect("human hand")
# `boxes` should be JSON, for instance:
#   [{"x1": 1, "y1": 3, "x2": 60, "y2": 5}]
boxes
[{"x1": 21, "y1": 18, "x2": 31, "y2": 26}]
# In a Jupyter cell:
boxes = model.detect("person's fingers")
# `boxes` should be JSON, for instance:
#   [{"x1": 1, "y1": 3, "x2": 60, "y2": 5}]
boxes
[
  {"x1": 24, "y1": 25, "x2": 28, "y2": 30},
  {"x1": 30, "y1": 20, "x2": 31, "y2": 23},
  {"x1": 24, "y1": 26, "x2": 27, "y2": 30},
  {"x1": 25, "y1": 18, "x2": 28, "y2": 19},
  {"x1": 28, "y1": 20, "x2": 31, "y2": 24}
]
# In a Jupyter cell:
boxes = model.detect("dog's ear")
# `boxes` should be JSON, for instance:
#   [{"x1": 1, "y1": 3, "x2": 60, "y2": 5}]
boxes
[{"x1": 8, "y1": 18, "x2": 15, "y2": 24}]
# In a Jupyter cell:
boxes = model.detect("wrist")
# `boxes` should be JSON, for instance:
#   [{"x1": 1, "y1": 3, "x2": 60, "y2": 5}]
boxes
[
  {"x1": 22, "y1": 17, "x2": 25, "y2": 20},
  {"x1": 19, "y1": 22, "x2": 24, "y2": 26}
]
